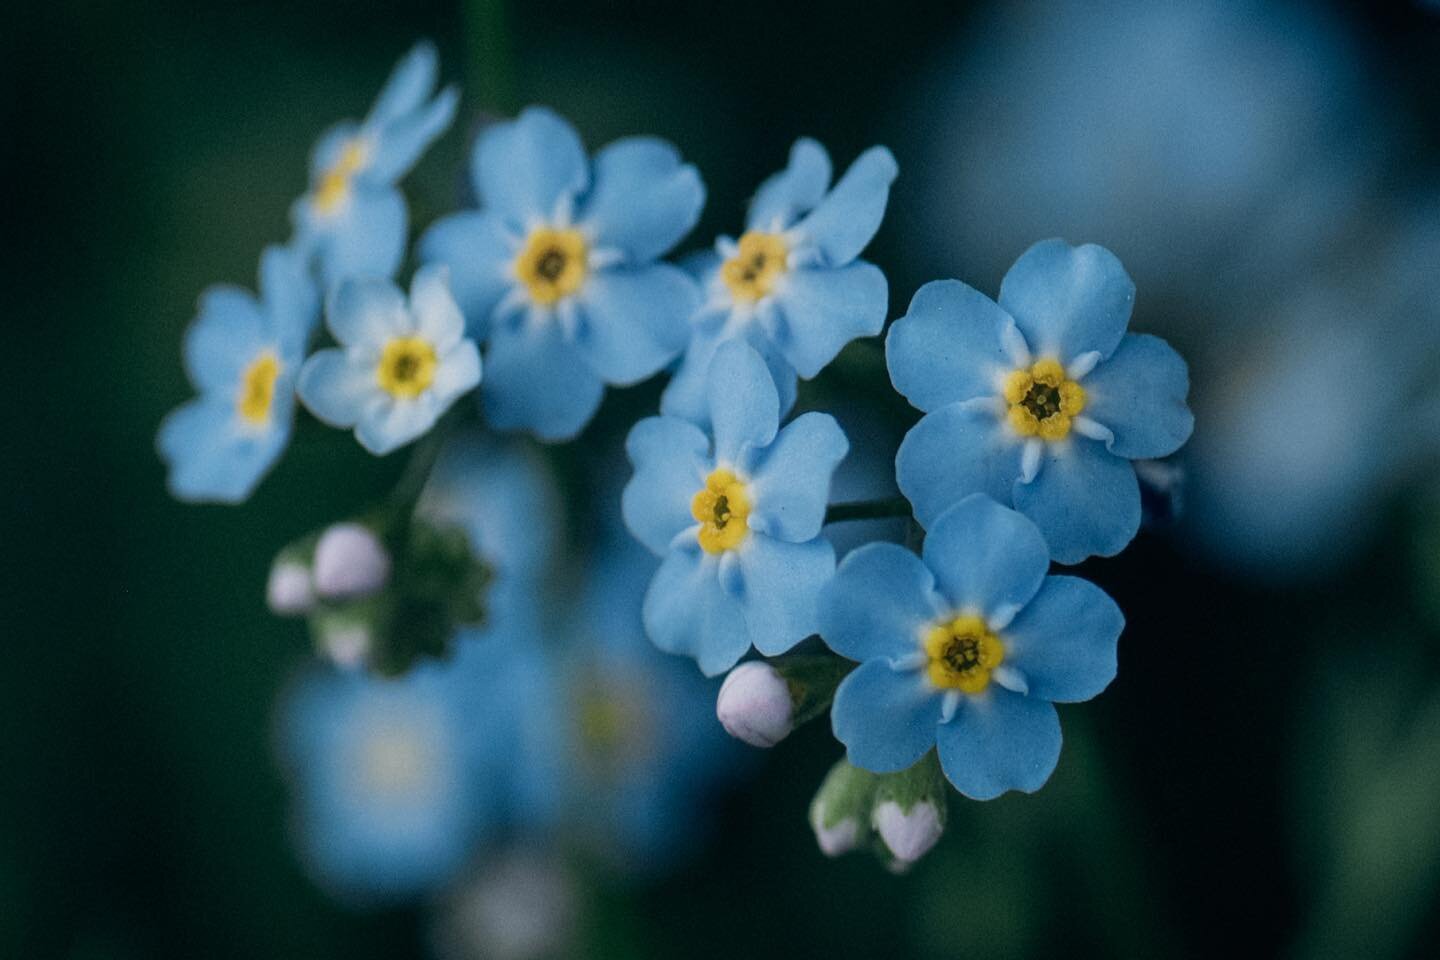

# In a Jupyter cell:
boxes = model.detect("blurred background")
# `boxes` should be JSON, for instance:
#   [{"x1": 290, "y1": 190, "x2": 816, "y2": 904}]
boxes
[{"x1": 9, "y1": 0, "x2": 1440, "y2": 957}]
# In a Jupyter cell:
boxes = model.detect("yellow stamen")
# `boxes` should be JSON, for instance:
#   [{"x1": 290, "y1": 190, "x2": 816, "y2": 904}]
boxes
[
  {"x1": 237, "y1": 351, "x2": 281, "y2": 426},
  {"x1": 721, "y1": 232, "x2": 789, "y2": 302},
  {"x1": 923, "y1": 615, "x2": 1004, "y2": 693},
  {"x1": 311, "y1": 139, "x2": 371, "y2": 217},
  {"x1": 691, "y1": 468, "x2": 753, "y2": 554},
  {"x1": 376, "y1": 336, "x2": 438, "y2": 399},
  {"x1": 514, "y1": 227, "x2": 588, "y2": 305},
  {"x1": 1004, "y1": 357, "x2": 1086, "y2": 440}
]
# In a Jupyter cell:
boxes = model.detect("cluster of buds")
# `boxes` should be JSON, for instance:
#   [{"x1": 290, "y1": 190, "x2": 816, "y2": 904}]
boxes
[{"x1": 809, "y1": 753, "x2": 948, "y2": 871}]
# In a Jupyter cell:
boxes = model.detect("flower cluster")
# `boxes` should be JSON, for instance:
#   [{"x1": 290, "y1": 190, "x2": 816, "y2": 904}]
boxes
[{"x1": 157, "y1": 41, "x2": 1193, "y2": 889}]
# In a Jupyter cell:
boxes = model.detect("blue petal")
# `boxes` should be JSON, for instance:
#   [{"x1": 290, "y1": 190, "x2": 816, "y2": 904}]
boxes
[
  {"x1": 183, "y1": 288, "x2": 267, "y2": 391},
  {"x1": 481, "y1": 318, "x2": 604, "y2": 440},
  {"x1": 326, "y1": 277, "x2": 409, "y2": 347},
  {"x1": 579, "y1": 137, "x2": 705, "y2": 263},
  {"x1": 355, "y1": 393, "x2": 444, "y2": 455},
  {"x1": 886, "y1": 279, "x2": 1018, "y2": 413},
  {"x1": 791, "y1": 146, "x2": 897, "y2": 267},
  {"x1": 746, "y1": 412, "x2": 848, "y2": 542},
  {"x1": 771, "y1": 261, "x2": 887, "y2": 379},
  {"x1": 997, "y1": 239, "x2": 1134, "y2": 362},
  {"x1": 418, "y1": 210, "x2": 519, "y2": 339},
  {"x1": 660, "y1": 328, "x2": 797, "y2": 430},
  {"x1": 935, "y1": 687, "x2": 1061, "y2": 800},
  {"x1": 297, "y1": 349, "x2": 374, "y2": 428},
  {"x1": 818, "y1": 542, "x2": 942, "y2": 662},
  {"x1": 1012, "y1": 438, "x2": 1141, "y2": 564},
  {"x1": 1003, "y1": 576, "x2": 1122, "y2": 703},
  {"x1": 831, "y1": 660, "x2": 940, "y2": 773},
  {"x1": 472, "y1": 107, "x2": 589, "y2": 225},
  {"x1": 409, "y1": 264, "x2": 467, "y2": 351},
  {"x1": 309, "y1": 120, "x2": 362, "y2": 181},
  {"x1": 642, "y1": 548, "x2": 750, "y2": 676},
  {"x1": 259, "y1": 245, "x2": 320, "y2": 356},
  {"x1": 706, "y1": 341, "x2": 779, "y2": 466},
  {"x1": 922, "y1": 494, "x2": 1049, "y2": 619},
  {"x1": 734, "y1": 535, "x2": 834, "y2": 656},
  {"x1": 623, "y1": 416, "x2": 711, "y2": 555},
  {"x1": 157, "y1": 396, "x2": 290, "y2": 503},
  {"x1": 1079, "y1": 333, "x2": 1194, "y2": 460},
  {"x1": 366, "y1": 41, "x2": 440, "y2": 128},
  {"x1": 573, "y1": 264, "x2": 696, "y2": 385},
  {"x1": 895, "y1": 403, "x2": 1022, "y2": 527},
  {"x1": 308, "y1": 187, "x2": 408, "y2": 290},
  {"x1": 746, "y1": 138, "x2": 832, "y2": 231},
  {"x1": 366, "y1": 86, "x2": 459, "y2": 185}
]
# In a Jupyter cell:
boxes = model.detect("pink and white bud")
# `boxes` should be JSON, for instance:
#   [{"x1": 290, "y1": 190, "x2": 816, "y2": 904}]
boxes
[
  {"x1": 266, "y1": 560, "x2": 314, "y2": 615},
  {"x1": 809, "y1": 804, "x2": 862, "y2": 858},
  {"x1": 873, "y1": 800, "x2": 944, "y2": 865},
  {"x1": 717, "y1": 661, "x2": 794, "y2": 747},
  {"x1": 319, "y1": 622, "x2": 372, "y2": 669},
  {"x1": 313, "y1": 523, "x2": 391, "y2": 599}
]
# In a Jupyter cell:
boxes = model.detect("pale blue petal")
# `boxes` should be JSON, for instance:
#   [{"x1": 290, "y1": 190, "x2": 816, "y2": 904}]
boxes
[
  {"x1": 410, "y1": 264, "x2": 466, "y2": 352},
  {"x1": 818, "y1": 542, "x2": 941, "y2": 662},
  {"x1": 935, "y1": 688, "x2": 1061, "y2": 800},
  {"x1": 734, "y1": 535, "x2": 834, "y2": 656},
  {"x1": 770, "y1": 261, "x2": 887, "y2": 379},
  {"x1": 430, "y1": 340, "x2": 482, "y2": 402},
  {"x1": 623, "y1": 416, "x2": 711, "y2": 555},
  {"x1": 895, "y1": 403, "x2": 1022, "y2": 527},
  {"x1": 832, "y1": 660, "x2": 940, "y2": 773},
  {"x1": 573, "y1": 264, "x2": 696, "y2": 385},
  {"x1": 355, "y1": 392, "x2": 443, "y2": 455},
  {"x1": 922, "y1": 494, "x2": 1049, "y2": 618},
  {"x1": 642, "y1": 548, "x2": 750, "y2": 676},
  {"x1": 997, "y1": 239, "x2": 1134, "y2": 362},
  {"x1": 1079, "y1": 333, "x2": 1194, "y2": 460},
  {"x1": 1012, "y1": 438, "x2": 1141, "y2": 564},
  {"x1": 790, "y1": 146, "x2": 897, "y2": 267},
  {"x1": 660, "y1": 328, "x2": 796, "y2": 430},
  {"x1": 313, "y1": 187, "x2": 408, "y2": 290},
  {"x1": 259, "y1": 244, "x2": 320, "y2": 355},
  {"x1": 326, "y1": 277, "x2": 409, "y2": 347},
  {"x1": 579, "y1": 137, "x2": 704, "y2": 263},
  {"x1": 886, "y1": 279, "x2": 1018, "y2": 413},
  {"x1": 707, "y1": 341, "x2": 779, "y2": 465},
  {"x1": 746, "y1": 413, "x2": 848, "y2": 542},
  {"x1": 481, "y1": 318, "x2": 603, "y2": 440},
  {"x1": 417, "y1": 210, "x2": 518, "y2": 339},
  {"x1": 309, "y1": 121, "x2": 362, "y2": 181},
  {"x1": 183, "y1": 288, "x2": 267, "y2": 391},
  {"x1": 297, "y1": 349, "x2": 374, "y2": 428},
  {"x1": 367, "y1": 86, "x2": 459, "y2": 185},
  {"x1": 746, "y1": 138, "x2": 832, "y2": 231},
  {"x1": 1003, "y1": 576, "x2": 1122, "y2": 704},
  {"x1": 366, "y1": 41, "x2": 439, "y2": 127},
  {"x1": 472, "y1": 107, "x2": 589, "y2": 225},
  {"x1": 157, "y1": 397, "x2": 289, "y2": 504}
]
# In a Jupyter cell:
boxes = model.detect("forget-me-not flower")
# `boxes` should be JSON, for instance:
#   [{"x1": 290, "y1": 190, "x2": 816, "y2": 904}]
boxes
[
  {"x1": 888, "y1": 239, "x2": 1194, "y2": 563},
  {"x1": 157, "y1": 245, "x2": 318, "y2": 503},
  {"x1": 298, "y1": 265, "x2": 481, "y2": 455},
  {"x1": 292, "y1": 41, "x2": 458, "y2": 289},
  {"x1": 623, "y1": 341, "x2": 848, "y2": 675},
  {"x1": 660, "y1": 138, "x2": 897, "y2": 426},
  {"x1": 822, "y1": 494, "x2": 1123, "y2": 800},
  {"x1": 420, "y1": 107, "x2": 704, "y2": 441}
]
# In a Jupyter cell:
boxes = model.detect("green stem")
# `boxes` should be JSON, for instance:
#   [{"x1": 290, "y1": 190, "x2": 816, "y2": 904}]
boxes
[{"x1": 823, "y1": 497, "x2": 912, "y2": 525}]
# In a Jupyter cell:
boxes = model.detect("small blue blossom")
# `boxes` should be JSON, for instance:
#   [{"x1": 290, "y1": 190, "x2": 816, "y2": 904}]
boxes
[
  {"x1": 420, "y1": 107, "x2": 705, "y2": 441},
  {"x1": 298, "y1": 265, "x2": 481, "y2": 455},
  {"x1": 157, "y1": 245, "x2": 318, "y2": 503},
  {"x1": 661, "y1": 138, "x2": 897, "y2": 427},
  {"x1": 822, "y1": 494, "x2": 1123, "y2": 800},
  {"x1": 623, "y1": 341, "x2": 848, "y2": 676},
  {"x1": 292, "y1": 41, "x2": 459, "y2": 289},
  {"x1": 888, "y1": 239, "x2": 1194, "y2": 563}
]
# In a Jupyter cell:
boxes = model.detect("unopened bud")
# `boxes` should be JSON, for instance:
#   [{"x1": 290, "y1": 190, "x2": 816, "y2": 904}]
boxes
[
  {"x1": 809, "y1": 758, "x2": 878, "y2": 859},
  {"x1": 873, "y1": 799, "x2": 944, "y2": 865},
  {"x1": 313, "y1": 523, "x2": 391, "y2": 599},
  {"x1": 717, "y1": 661, "x2": 794, "y2": 747},
  {"x1": 267, "y1": 559, "x2": 314, "y2": 615},
  {"x1": 317, "y1": 618, "x2": 372, "y2": 669}
]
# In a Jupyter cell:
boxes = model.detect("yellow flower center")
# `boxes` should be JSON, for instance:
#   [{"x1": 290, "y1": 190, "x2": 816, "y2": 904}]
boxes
[
  {"x1": 514, "y1": 227, "x2": 588, "y2": 305},
  {"x1": 924, "y1": 615, "x2": 1004, "y2": 693},
  {"x1": 236, "y1": 350, "x2": 281, "y2": 426},
  {"x1": 1003, "y1": 358, "x2": 1086, "y2": 441},
  {"x1": 376, "y1": 336, "x2": 438, "y2": 399},
  {"x1": 721, "y1": 231, "x2": 789, "y2": 302},
  {"x1": 691, "y1": 468, "x2": 752, "y2": 554},
  {"x1": 312, "y1": 139, "x2": 371, "y2": 217}
]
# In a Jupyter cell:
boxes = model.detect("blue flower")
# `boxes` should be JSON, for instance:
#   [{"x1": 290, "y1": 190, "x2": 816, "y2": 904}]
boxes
[
  {"x1": 888, "y1": 239, "x2": 1194, "y2": 563},
  {"x1": 822, "y1": 494, "x2": 1123, "y2": 800},
  {"x1": 157, "y1": 245, "x2": 318, "y2": 503},
  {"x1": 292, "y1": 41, "x2": 458, "y2": 290},
  {"x1": 660, "y1": 138, "x2": 897, "y2": 427},
  {"x1": 298, "y1": 265, "x2": 481, "y2": 455},
  {"x1": 419, "y1": 107, "x2": 704, "y2": 440},
  {"x1": 623, "y1": 341, "x2": 848, "y2": 675}
]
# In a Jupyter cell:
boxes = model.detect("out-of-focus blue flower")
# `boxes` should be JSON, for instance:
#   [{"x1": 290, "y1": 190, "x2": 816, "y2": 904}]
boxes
[
  {"x1": 661, "y1": 139, "x2": 897, "y2": 427},
  {"x1": 821, "y1": 495, "x2": 1123, "y2": 800},
  {"x1": 157, "y1": 245, "x2": 317, "y2": 503},
  {"x1": 292, "y1": 41, "x2": 458, "y2": 290},
  {"x1": 419, "y1": 107, "x2": 704, "y2": 440},
  {"x1": 889, "y1": 239, "x2": 1193, "y2": 564},
  {"x1": 623, "y1": 342, "x2": 847, "y2": 675},
  {"x1": 298, "y1": 265, "x2": 481, "y2": 455}
]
